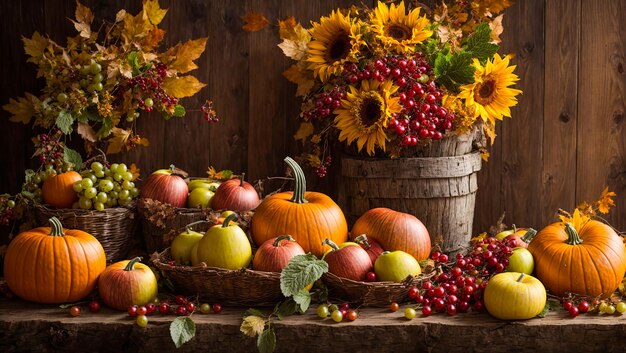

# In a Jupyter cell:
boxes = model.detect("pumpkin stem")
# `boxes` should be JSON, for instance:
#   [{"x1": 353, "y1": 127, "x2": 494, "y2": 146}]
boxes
[
  {"x1": 239, "y1": 173, "x2": 245, "y2": 187},
  {"x1": 48, "y1": 217, "x2": 65, "y2": 236},
  {"x1": 512, "y1": 224, "x2": 517, "y2": 233},
  {"x1": 284, "y1": 157, "x2": 308, "y2": 204},
  {"x1": 353, "y1": 234, "x2": 371, "y2": 249},
  {"x1": 169, "y1": 164, "x2": 176, "y2": 173},
  {"x1": 564, "y1": 222, "x2": 584, "y2": 245},
  {"x1": 516, "y1": 273, "x2": 525, "y2": 282},
  {"x1": 381, "y1": 251, "x2": 391, "y2": 255},
  {"x1": 222, "y1": 213, "x2": 238, "y2": 228},
  {"x1": 124, "y1": 257, "x2": 143, "y2": 271},
  {"x1": 521, "y1": 228, "x2": 537, "y2": 243},
  {"x1": 273, "y1": 235, "x2": 295, "y2": 247},
  {"x1": 322, "y1": 238, "x2": 339, "y2": 251}
]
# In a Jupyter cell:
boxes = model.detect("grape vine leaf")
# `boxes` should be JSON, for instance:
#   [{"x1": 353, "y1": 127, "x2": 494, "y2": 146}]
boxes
[
  {"x1": 434, "y1": 51, "x2": 475, "y2": 92},
  {"x1": 63, "y1": 146, "x2": 83, "y2": 170},
  {"x1": 170, "y1": 317, "x2": 196, "y2": 348},
  {"x1": 242, "y1": 10, "x2": 269, "y2": 32},
  {"x1": 56, "y1": 110, "x2": 74, "y2": 134},
  {"x1": 77, "y1": 122, "x2": 97, "y2": 142},
  {"x1": 257, "y1": 328, "x2": 276, "y2": 353},
  {"x1": 282, "y1": 64, "x2": 314, "y2": 97},
  {"x1": 73, "y1": 1, "x2": 94, "y2": 38},
  {"x1": 22, "y1": 32, "x2": 49, "y2": 63},
  {"x1": 106, "y1": 127, "x2": 131, "y2": 154},
  {"x1": 162, "y1": 76, "x2": 206, "y2": 98},
  {"x1": 3, "y1": 93, "x2": 37, "y2": 124},
  {"x1": 280, "y1": 254, "x2": 328, "y2": 297},
  {"x1": 463, "y1": 23, "x2": 499, "y2": 63},
  {"x1": 293, "y1": 122, "x2": 314, "y2": 142}
]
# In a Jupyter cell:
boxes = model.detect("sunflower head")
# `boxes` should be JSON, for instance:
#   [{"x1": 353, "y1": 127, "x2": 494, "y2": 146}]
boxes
[
  {"x1": 458, "y1": 53, "x2": 522, "y2": 126},
  {"x1": 370, "y1": 1, "x2": 433, "y2": 55},
  {"x1": 334, "y1": 80, "x2": 401, "y2": 155},
  {"x1": 306, "y1": 10, "x2": 364, "y2": 82}
]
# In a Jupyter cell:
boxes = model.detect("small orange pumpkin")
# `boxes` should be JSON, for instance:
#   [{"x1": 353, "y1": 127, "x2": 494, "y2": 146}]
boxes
[
  {"x1": 42, "y1": 171, "x2": 82, "y2": 208},
  {"x1": 528, "y1": 221, "x2": 626, "y2": 299},
  {"x1": 3, "y1": 217, "x2": 106, "y2": 304},
  {"x1": 251, "y1": 157, "x2": 348, "y2": 257}
]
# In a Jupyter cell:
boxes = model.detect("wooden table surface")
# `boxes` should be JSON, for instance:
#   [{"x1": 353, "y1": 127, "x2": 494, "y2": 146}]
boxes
[{"x1": 1, "y1": 298, "x2": 624, "y2": 353}]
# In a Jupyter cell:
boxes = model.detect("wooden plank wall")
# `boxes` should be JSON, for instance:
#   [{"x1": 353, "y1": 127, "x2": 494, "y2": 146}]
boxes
[{"x1": 1, "y1": 0, "x2": 624, "y2": 235}]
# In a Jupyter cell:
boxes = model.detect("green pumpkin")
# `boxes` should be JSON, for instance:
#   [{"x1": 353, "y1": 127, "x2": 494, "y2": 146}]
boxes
[{"x1": 196, "y1": 214, "x2": 252, "y2": 270}]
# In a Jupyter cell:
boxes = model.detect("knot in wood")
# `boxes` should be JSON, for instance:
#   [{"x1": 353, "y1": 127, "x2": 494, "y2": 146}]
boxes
[{"x1": 559, "y1": 112, "x2": 570, "y2": 123}]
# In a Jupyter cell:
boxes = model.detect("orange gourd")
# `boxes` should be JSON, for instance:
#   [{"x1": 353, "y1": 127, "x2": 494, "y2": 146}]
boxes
[
  {"x1": 251, "y1": 157, "x2": 348, "y2": 257},
  {"x1": 528, "y1": 221, "x2": 626, "y2": 299},
  {"x1": 42, "y1": 171, "x2": 82, "y2": 208},
  {"x1": 3, "y1": 217, "x2": 106, "y2": 304},
  {"x1": 350, "y1": 208, "x2": 431, "y2": 261}
]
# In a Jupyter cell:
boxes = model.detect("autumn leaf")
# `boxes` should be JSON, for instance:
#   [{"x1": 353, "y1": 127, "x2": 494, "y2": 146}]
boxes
[
  {"x1": 143, "y1": 0, "x2": 168, "y2": 25},
  {"x1": 207, "y1": 166, "x2": 235, "y2": 180},
  {"x1": 22, "y1": 32, "x2": 49, "y2": 62},
  {"x1": 107, "y1": 127, "x2": 131, "y2": 154},
  {"x1": 559, "y1": 209, "x2": 590, "y2": 231},
  {"x1": 480, "y1": 149, "x2": 490, "y2": 162},
  {"x1": 73, "y1": 0, "x2": 94, "y2": 38},
  {"x1": 278, "y1": 16, "x2": 298, "y2": 39},
  {"x1": 278, "y1": 39, "x2": 309, "y2": 61},
  {"x1": 596, "y1": 187, "x2": 616, "y2": 214},
  {"x1": 240, "y1": 315, "x2": 266, "y2": 338},
  {"x1": 115, "y1": 9, "x2": 127, "y2": 23},
  {"x1": 282, "y1": 64, "x2": 314, "y2": 97},
  {"x1": 294, "y1": 122, "x2": 314, "y2": 142},
  {"x1": 489, "y1": 14, "x2": 504, "y2": 44},
  {"x1": 306, "y1": 154, "x2": 321, "y2": 167},
  {"x1": 129, "y1": 163, "x2": 141, "y2": 181},
  {"x1": 242, "y1": 10, "x2": 269, "y2": 32},
  {"x1": 3, "y1": 93, "x2": 37, "y2": 124},
  {"x1": 162, "y1": 76, "x2": 206, "y2": 98},
  {"x1": 160, "y1": 38, "x2": 208, "y2": 74}
]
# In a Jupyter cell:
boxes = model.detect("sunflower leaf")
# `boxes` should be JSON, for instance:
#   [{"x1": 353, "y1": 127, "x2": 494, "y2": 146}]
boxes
[
  {"x1": 463, "y1": 23, "x2": 499, "y2": 63},
  {"x1": 434, "y1": 51, "x2": 475, "y2": 92}
]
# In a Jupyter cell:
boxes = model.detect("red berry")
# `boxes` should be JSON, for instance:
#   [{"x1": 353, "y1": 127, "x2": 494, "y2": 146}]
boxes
[
  {"x1": 568, "y1": 306, "x2": 579, "y2": 317},
  {"x1": 159, "y1": 303, "x2": 171, "y2": 315},
  {"x1": 366, "y1": 271, "x2": 377, "y2": 282},
  {"x1": 146, "y1": 303, "x2": 157, "y2": 314},
  {"x1": 185, "y1": 302, "x2": 196, "y2": 313},
  {"x1": 88, "y1": 300, "x2": 101, "y2": 313},
  {"x1": 446, "y1": 304, "x2": 457, "y2": 316},
  {"x1": 430, "y1": 252, "x2": 441, "y2": 261},
  {"x1": 128, "y1": 305, "x2": 138, "y2": 317},
  {"x1": 408, "y1": 286, "x2": 419, "y2": 299},
  {"x1": 423, "y1": 281, "x2": 434, "y2": 290},
  {"x1": 438, "y1": 254, "x2": 449, "y2": 263},
  {"x1": 422, "y1": 305, "x2": 433, "y2": 316},
  {"x1": 578, "y1": 301, "x2": 590, "y2": 313},
  {"x1": 176, "y1": 306, "x2": 188, "y2": 316},
  {"x1": 433, "y1": 287, "x2": 445, "y2": 298},
  {"x1": 70, "y1": 306, "x2": 81, "y2": 317},
  {"x1": 563, "y1": 301, "x2": 573, "y2": 311},
  {"x1": 175, "y1": 295, "x2": 188, "y2": 305},
  {"x1": 212, "y1": 303, "x2": 222, "y2": 314},
  {"x1": 137, "y1": 306, "x2": 148, "y2": 316}
]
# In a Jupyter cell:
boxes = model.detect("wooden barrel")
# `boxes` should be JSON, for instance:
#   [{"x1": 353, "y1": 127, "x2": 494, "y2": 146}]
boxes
[{"x1": 338, "y1": 131, "x2": 482, "y2": 254}]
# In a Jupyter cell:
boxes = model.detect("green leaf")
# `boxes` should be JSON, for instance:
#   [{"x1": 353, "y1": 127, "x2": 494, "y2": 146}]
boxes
[
  {"x1": 537, "y1": 300, "x2": 553, "y2": 318},
  {"x1": 96, "y1": 117, "x2": 113, "y2": 139},
  {"x1": 173, "y1": 104, "x2": 186, "y2": 117},
  {"x1": 275, "y1": 298, "x2": 297, "y2": 319},
  {"x1": 127, "y1": 51, "x2": 140, "y2": 75},
  {"x1": 56, "y1": 110, "x2": 74, "y2": 134},
  {"x1": 63, "y1": 146, "x2": 83, "y2": 170},
  {"x1": 78, "y1": 109, "x2": 100, "y2": 123},
  {"x1": 463, "y1": 23, "x2": 499, "y2": 63},
  {"x1": 280, "y1": 254, "x2": 328, "y2": 297},
  {"x1": 257, "y1": 328, "x2": 276, "y2": 353},
  {"x1": 170, "y1": 317, "x2": 196, "y2": 348},
  {"x1": 244, "y1": 308, "x2": 265, "y2": 318},
  {"x1": 292, "y1": 290, "x2": 311, "y2": 313},
  {"x1": 434, "y1": 51, "x2": 475, "y2": 92}
]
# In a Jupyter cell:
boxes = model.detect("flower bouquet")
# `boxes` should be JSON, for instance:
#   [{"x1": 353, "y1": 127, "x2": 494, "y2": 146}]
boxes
[{"x1": 278, "y1": 0, "x2": 522, "y2": 175}]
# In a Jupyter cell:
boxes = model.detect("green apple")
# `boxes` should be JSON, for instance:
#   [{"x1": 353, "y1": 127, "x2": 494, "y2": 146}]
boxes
[
  {"x1": 188, "y1": 180, "x2": 213, "y2": 191},
  {"x1": 190, "y1": 242, "x2": 200, "y2": 265},
  {"x1": 374, "y1": 251, "x2": 421, "y2": 282},
  {"x1": 188, "y1": 188, "x2": 214, "y2": 208},
  {"x1": 206, "y1": 182, "x2": 221, "y2": 192},
  {"x1": 171, "y1": 228, "x2": 204, "y2": 265},
  {"x1": 495, "y1": 229, "x2": 514, "y2": 240},
  {"x1": 220, "y1": 210, "x2": 236, "y2": 218},
  {"x1": 506, "y1": 247, "x2": 534, "y2": 275}
]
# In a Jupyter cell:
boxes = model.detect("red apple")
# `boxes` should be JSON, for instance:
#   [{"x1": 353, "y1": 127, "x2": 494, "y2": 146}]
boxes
[
  {"x1": 252, "y1": 235, "x2": 306, "y2": 273},
  {"x1": 140, "y1": 165, "x2": 188, "y2": 207},
  {"x1": 352, "y1": 234, "x2": 385, "y2": 264},
  {"x1": 322, "y1": 238, "x2": 372, "y2": 281},
  {"x1": 211, "y1": 173, "x2": 260, "y2": 211}
]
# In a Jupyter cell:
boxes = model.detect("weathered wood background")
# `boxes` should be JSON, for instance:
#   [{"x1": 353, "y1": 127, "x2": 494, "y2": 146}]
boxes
[{"x1": 1, "y1": 0, "x2": 625, "y2": 234}]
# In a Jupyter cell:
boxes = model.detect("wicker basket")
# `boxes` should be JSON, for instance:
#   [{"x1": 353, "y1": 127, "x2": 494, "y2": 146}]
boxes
[
  {"x1": 322, "y1": 271, "x2": 435, "y2": 307},
  {"x1": 152, "y1": 248, "x2": 283, "y2": 306},
  {"x1": 34, "y1": 203, "x2": 136, "y2": 263},
  {"x1": 137, "y1": 198, "x2": 212, "y2": 253}
]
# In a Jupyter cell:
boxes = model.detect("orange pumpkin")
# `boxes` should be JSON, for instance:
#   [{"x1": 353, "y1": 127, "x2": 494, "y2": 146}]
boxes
[
  {"x1": 3, "y1": 217, "x2": 106, "y2": 304},
  {"x1": 42, "y1": 171, "x2": 82, "y2": 208},
  {"x1": 350, "y1": 208, "x2": 431, "y2": 261},
  {"x1": 251, "y1": 157, "x2": 348, "y2": 257},
  {"x1": 528, "y1": 221, "x2": 626, "y2": 299}
]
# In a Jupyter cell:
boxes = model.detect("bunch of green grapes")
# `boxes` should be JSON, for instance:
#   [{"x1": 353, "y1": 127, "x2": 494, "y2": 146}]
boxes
[
  {"x1": 21, "y1": 164, "x2": 62, "y2": 203},
  {"x1": 73, "y1": 162, "x2": 139, "y2": 211}
]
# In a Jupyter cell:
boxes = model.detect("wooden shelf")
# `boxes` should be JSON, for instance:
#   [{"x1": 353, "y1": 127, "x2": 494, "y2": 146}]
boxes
[{"x1": 1, "y1": 298, "x2": 624, "y2": 353}]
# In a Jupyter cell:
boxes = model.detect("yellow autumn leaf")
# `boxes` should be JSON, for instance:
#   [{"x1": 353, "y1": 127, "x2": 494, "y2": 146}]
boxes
[
  {"x1": 240, "y1": 315, "x2": 266, "y2": 337},
  {"x1": 106, "y1": 127, "x2": 131, "y2": 154},
  {"x1": 471, "y1": 232, "x2": 487, "y2": 243},
  {"x1": 73, "y1": 0, "x2": 94, "y2": 38},
  {"x1": 162, "y1": 76, "x2": 206, "y2": 98},
  {"x1": 143, "y1": 0, "x2": 168, "y2": 25},
  {"x1": 22, "y1": 32, "x2": 49, "y2": 61},
  {"x1": 3, "y1": 93, "x2": 37, "y2": 124},
  {"x1": 561, "y1": 209, "x2": 590, "y2": 231},
  {"x1": 129, "y1": 163, "x2": 141, "y2": 181},
  {"x1": 311, "y1": 134, "x2": 321, "y2": 144},
  {"x1": 294, "y1": 122, "x2": 314, "y2": 142},
  {"x1": 278, "y1": 16, "x2": 298, "y2": 39},
  {"x1": 115, "y1": 9, "x2": 127, "y2": 23},
  {"x1": 77, "y1": 122, "x2": 97, "y2": 142},
  {"x1": 282, "y1": 64, "x2": 314, "y2": 97},
  {"x1": 597, "y1": 186, "x2": 616, "y2": 214},
  {"x1": 161, "y1": 38, "x2": 208, "y2": 74},
  {"x1": 278, "y1": 38, "x2": 309, "y2": 61},
  {"x1": 241, "y1": 10, "x2": 269, "y2": 32},
  {"x1": 489, "y1": 14, "x2": 504, "y2": 44},
  {"x1": 480, "y1": 150, "x2": 490, "y2": 162},
  {"x1": 306, "y1": 154, "x2": 322, "y2": 167},
  {"x1": 207, "y1": 166, "x2": 234, "y2": 180}
]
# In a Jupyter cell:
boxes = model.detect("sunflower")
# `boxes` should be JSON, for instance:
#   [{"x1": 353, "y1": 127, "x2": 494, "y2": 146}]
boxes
[
  {"x1": 334, "y1": 80, "x2": 401, "y2": 155},
  {"x1": 306, "y1": 10, "x2": 363, "y2": 82},
  {"x1": 370, "y1": 1, "x2": 433, "y2": 54},
  {"x1": 458, "y1": 54, "x2": 522, "y2": 127}
]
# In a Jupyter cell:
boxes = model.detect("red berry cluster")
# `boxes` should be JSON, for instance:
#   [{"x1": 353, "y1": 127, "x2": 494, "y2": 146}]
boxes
[
  {"x1": 126, "y1": 295, "x2": 222, "y2": 318},
  {"x1": 116, "y1": 63, "x2": 178, "y2": 114},
  {"x1": 315, "y1": 155, "x2": 332, "y2": 177},
  {"x1": 407, "y1": 238, "x2": 514, "y2": 316},
  {"x1": 34, "y1": 130, "x2": 65, "y2": 168},
  {"x1": 201, "y1": 99, "x2": 219, "y2": 123},
  {"x1": 301, "y1": 87, "x2": 346, "y2": 121}
]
